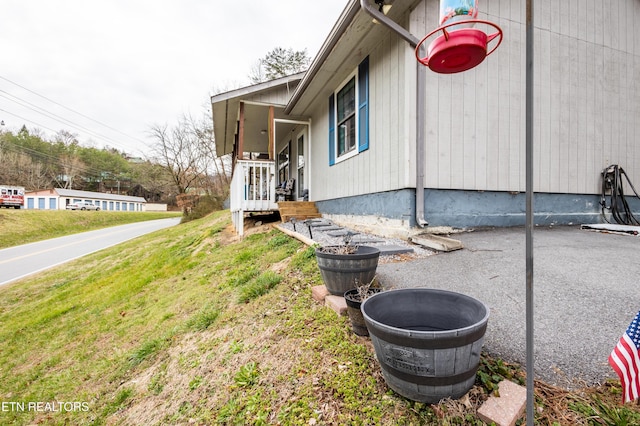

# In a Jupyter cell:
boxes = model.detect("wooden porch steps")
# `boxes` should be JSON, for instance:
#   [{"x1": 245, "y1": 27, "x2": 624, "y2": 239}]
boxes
[{"x1": 277, "y1": 201, "x2": 322, "y2": 223}]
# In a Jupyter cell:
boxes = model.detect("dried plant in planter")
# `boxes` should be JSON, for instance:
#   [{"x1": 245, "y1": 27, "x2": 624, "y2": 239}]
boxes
[
  {"x1": 317, "y1": 231, "x2": 359, "y2": 255},
  {"x1": 352, "y1": 275, "x2": 381, "y2": 302},
  {"x1": 344, "y1": 276, "x2": 381, "y2": 336},
  {"x1": 315, "y1": 232, "x2": 381, "y2": 297}
]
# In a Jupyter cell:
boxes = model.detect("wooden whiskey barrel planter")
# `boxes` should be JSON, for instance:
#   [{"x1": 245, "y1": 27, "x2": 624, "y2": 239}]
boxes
[
  {"x1": 361, "y1": 288, "x2": 489, "y2": 403},
  {"x1": 315, "y1": 246, "x2": 380, "y2": 296}
]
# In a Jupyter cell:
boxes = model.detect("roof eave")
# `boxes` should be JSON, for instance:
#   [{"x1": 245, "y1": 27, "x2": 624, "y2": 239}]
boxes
[{"x1": 210, "y1": 72, "x2": 306, "y2": 104}]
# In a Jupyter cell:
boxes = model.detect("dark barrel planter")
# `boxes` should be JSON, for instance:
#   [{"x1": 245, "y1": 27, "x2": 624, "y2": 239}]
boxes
[
  {"x1": 344, "y1": 288, "x2": 381, "y2": 336},
  {"x1": 315, "y1": 246, "x2": 380, "y2": 296},
  {"x1": 361, "y1": 288, "x2": 489, "y2": 403}
]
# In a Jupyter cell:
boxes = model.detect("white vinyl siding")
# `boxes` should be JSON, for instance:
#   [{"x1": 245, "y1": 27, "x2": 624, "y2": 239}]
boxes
[
  {"x1": 413, "y1": 0, "x2": 640, "y2": 194},
  {"x1": 309, "y1": 0, "x2": 640, "y2": 202},
  {"x1": 312, "y1": 38, "x2": 409, "y2": 201}
]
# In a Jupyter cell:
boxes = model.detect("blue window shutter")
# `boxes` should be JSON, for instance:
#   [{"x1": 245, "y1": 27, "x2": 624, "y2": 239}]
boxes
[
  {"x1": 358, "y1": 56, "x2": 369, "y2": 152},
  {"x1": 328, "y1": 94, "x2": 335, "y2": 166}
]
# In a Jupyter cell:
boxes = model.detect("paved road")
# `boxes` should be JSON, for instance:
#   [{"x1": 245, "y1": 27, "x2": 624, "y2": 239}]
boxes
[
  {"x1": 376, "y1": 226, "x2": 640, "y2": 389},
  {"x1": 0, "y1": 218, "x2": 180, "y2": 286}
]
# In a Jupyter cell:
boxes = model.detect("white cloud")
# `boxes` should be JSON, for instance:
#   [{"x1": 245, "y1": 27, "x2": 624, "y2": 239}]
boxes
[{"x1": 0, "y1": 0, "x2": 347, "y2": 155}]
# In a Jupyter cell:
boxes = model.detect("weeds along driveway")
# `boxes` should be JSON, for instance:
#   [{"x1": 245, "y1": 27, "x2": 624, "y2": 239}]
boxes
[{"x1": 375, "y1": 225, "x2": 639, "y2": 389}]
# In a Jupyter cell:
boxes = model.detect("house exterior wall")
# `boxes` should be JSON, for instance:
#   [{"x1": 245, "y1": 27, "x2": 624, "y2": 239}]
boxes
[
  {"x1": 308, "y1": 25, "x2": 413, "y2": 202},
  {"x1": 245, "y1": 82, "x2": 300, "y2": 105},
  {"x1": 311, "y1": 0, "x2": 640, "y2": 231},
  {"x1": 412, "y1": 0, "x2": 640, "y2": 194}
]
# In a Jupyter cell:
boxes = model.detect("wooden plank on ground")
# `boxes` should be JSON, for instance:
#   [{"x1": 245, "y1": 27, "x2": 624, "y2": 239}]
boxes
[{"x1": 409, "y1": 234, "x2": 464, "y2": 252}]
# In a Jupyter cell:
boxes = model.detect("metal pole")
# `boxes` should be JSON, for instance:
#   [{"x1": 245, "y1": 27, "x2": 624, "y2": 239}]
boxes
[{"x1": 525, "y1": 0, "x2": 535, "y2": 424}]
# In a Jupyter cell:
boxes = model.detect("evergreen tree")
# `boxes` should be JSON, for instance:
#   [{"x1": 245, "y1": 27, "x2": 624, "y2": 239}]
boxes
[{"x1": 249, "y1": 47, "x2": 311, "y2": 83}]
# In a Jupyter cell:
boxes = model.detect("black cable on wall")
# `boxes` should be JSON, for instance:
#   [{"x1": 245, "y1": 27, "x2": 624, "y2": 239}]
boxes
[{"x1": 601, "y1": 164, "x2": 640, "y2": 226}]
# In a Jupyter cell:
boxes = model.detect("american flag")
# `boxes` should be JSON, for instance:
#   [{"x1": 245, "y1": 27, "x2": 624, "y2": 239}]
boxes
[{"x1": 609, "y1": 310, "x2": 640, "y2": 403}]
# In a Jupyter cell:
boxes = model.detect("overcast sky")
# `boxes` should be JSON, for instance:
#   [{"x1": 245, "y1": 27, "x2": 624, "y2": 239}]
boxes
[{"x1": 0, "y1": 0, "x2": 348, "y2": 155}]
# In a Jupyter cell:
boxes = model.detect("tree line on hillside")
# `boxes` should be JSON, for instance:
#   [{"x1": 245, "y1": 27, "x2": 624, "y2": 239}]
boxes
[
  {"x1": 0, "y1": 119, "x2": 231, "y2": 208},
  {"x1": 0, "y1": 47, "x2": 310, "y2": 209}
]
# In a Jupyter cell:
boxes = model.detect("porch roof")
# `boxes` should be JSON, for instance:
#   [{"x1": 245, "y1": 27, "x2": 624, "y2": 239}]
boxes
[{"x1": 210, "y1": 73, "x2": 305, "y2": 157}]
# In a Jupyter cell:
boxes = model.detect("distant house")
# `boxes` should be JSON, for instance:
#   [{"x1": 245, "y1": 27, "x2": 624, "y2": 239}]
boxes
[
  {"x1": 24, "y1": 188, "x2": 146, "y2": 212},
  {"x1": 212, "y1": 0, "x2": 640, "y2": 236}
]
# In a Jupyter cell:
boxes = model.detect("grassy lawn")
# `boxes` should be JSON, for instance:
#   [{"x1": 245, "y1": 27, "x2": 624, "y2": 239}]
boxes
[
  {"x1": 0, "y1": 210, "x2": 638, "y2": 425},
  {"x1": 0, "y1": 209, "x2": 182, "y2": 248}
]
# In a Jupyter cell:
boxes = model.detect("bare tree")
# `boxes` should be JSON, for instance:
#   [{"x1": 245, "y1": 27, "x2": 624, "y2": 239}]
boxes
[
  {"x1": 54, "y1": 154, "x2": 85, "y2": 189},
  {"x1": 0, "y1": 149, "x2": 46, "y2": 188},
  {"x1": 187, "y1": 115, "x2": 231, "y2": 188},
  {"x1": 129, "y1": 161, "x2": 175, "y2": 201},
  {"x1": 148, "y1": 119, "x2": 204, "y2": 195},
  {"x1": 247, "y1": 60, "x2": 267, "y2": 85},
  {"x1": 16, "y1": 153, "x2": 50, "y2": 190},
  {"x1": 51, "y1": 130, "x2": 85, "y2": 189}
]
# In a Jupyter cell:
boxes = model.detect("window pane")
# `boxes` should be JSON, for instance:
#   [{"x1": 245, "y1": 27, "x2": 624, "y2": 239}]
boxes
[
  {"x1": 297, "y1": 168, "x2": 305, "y2": 198},
  {"x1": 338, "y1": 116, "x2": 356, "y2": 156},
  {"x1": 278, "y1": 145, "x2": 290, "y2": 183},
  {"x1": 297, "y1": 135, "x2": 304, "y2": 168},
  {"x1": 337, "y1": 78, "x2": 355, "y2": 121},
  {"x1": 278, "y1": 146, "x2": 289, "y2": 165}
]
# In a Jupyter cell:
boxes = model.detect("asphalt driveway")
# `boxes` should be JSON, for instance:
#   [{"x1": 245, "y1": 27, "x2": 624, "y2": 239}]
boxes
[{"x1": 375, "y1": 225, "x2": 639, "y2": 389}]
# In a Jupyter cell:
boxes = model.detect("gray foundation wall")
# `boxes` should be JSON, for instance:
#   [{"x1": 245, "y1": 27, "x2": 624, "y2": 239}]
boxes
[{"x1": 315, "y1": 189, "x2": 640, "y2": 230}]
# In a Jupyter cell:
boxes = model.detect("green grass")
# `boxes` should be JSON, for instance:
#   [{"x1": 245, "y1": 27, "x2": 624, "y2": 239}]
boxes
[
  {"x1": 0, "y1": 210, "x2": 637, "y2": 425},
  {"x1": 0, "y1": 209, "x2": 181, "y2": 248}
]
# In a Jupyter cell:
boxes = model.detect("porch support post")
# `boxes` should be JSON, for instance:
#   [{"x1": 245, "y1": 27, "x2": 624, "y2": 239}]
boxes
[
  {"x1": 268, "y1": 105, "x2": 275, "y2": 160},
  {"x1": 238, "y1": 101, "x2": 245, "y2": 160}
]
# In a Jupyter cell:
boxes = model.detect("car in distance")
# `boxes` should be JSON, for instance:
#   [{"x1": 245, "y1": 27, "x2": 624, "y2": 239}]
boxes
[{"x1": 66, "y1": 201, "x2": 100, "y2": 211}]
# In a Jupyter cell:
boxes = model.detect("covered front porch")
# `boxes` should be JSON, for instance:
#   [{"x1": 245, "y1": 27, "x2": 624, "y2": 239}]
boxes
[{"x1": 211, "y1": 74, "x2": 312, "y2": 235}]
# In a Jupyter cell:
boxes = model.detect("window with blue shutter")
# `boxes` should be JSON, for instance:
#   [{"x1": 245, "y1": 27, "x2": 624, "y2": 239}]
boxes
[{"x1": 328, "y1": 56, "x2": 369, "y2": 165}]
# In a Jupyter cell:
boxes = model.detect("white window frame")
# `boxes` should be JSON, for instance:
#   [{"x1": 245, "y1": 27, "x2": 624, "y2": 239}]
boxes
[{"x1": 333, "y1": 70, "x2": 359, "y2": 164}]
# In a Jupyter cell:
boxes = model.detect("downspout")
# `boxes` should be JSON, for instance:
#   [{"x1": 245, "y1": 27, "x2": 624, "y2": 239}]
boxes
[{"x1": 359, "y1": 0, "x2": 428, "y2": 227}]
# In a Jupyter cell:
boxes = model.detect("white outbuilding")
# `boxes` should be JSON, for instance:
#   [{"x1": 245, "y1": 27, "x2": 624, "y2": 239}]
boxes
[{"x1": 24, "y1": 188, "x2": 146, "y2": 211}]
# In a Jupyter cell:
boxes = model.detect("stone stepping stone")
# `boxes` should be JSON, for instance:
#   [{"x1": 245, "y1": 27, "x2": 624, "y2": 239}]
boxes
[
  {"x1": 313, "y1": 225, "x2": 342, "y2": 231},
  {"x1": 376, "y1": 245, "x2": 414, "y2": 256},
  {"x1": 326, "y1": 229, "x2": 352, "y2": 237},
  {"x1": 351, "y1": 236, "x2": 384, "y2": 244},
  {"x1": 307, "y1": 221, "x2": 333, "y2": 227}
]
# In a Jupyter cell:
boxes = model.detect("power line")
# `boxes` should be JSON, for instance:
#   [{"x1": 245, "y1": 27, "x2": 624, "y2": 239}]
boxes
[
  {"x1": 0, "y1": 89, "x2": 134, "y2": 150},
  {"x1": 0, "y1": 74, "x2": 149, "y2": 148},
  {"x1": 0, "y1": 107, "x2": 60, "y2": 135}
]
